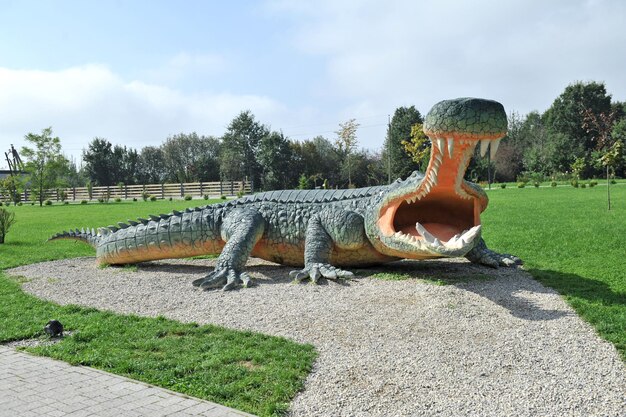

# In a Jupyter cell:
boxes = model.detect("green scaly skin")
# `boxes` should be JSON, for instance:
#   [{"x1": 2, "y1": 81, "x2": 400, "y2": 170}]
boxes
[{"x1": 50, "y1": 98, "x2": 521, "y2": 291}]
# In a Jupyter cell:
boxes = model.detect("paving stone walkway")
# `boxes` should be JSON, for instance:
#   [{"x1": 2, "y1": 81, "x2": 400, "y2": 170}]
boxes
[{"x1": 0, "y1": 346, "x2": 255, "y2": 417}]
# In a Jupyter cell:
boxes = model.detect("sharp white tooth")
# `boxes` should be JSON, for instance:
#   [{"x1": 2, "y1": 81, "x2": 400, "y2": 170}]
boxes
[
  {"x1": 447, "y1": 138, "x2": 454, "y2": 158},
  {"x1": 480, "y1": 139, "x2": 489, "y2": 157},
  {"x1": 461, "y1": 225, "x2": 482, "y2": 242},
  {"x1": 490, "y1": 138, "x2": 501, "y2": 159},
  {"x1": 415, "y1": 222, "x2": 437, "y2": 243},
  {"x1": 436, "y1": 137, "x2": 445, "y2": 155}
]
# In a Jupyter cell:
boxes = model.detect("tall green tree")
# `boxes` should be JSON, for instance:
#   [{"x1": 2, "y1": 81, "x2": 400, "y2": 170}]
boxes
[
  {"x1": 219, "y1": 111, "x2": 268, "y2": 191},
  {"x1": 162, "y1": 133, "x2": 220, "y2": 183},
  {"x1": 258, "y1": 132, "x2": 294, "y2": 190},
  {"x1": 334, "y1": 119, "x2": 360, "y2": 187},
  {"x1": 82, "y1": 138, "x2": 115, "y2": 186},
  {"x1": 21, "y1": 127, "x2": 70, "y2": 206},
  {"x1": 384, "y1": 106, "x2": 423, "y2": 181},
  {"x1": 137, "y1": 146, "x2": 167, "y2": 184}
]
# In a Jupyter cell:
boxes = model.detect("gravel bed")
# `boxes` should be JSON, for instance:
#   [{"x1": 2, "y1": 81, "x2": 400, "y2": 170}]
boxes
[{"x1": 7, "y1": 257, "x2": 626, "y2": 416}]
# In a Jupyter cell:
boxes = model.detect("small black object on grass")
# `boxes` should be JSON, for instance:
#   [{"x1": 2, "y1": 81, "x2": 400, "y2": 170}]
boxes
[{"x1": 44, "y1": 320, "x2": 64, "y2": 337}]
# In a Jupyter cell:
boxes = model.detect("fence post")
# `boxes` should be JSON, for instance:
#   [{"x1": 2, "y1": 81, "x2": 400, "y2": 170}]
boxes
[
  {"x1": 180, "y1": 183, "x2": 184, "y2": 197},
  {"x1": 161, "y1": 184, "x2": 164, "y2": 199},
  {"x1": 124, "y1": 185, "x2": 128, "y2": 199},
  {"x1": 230, "y1": 181, "x2": 234, "y2": 196},
  {"x1": 200, "y1": 181, "x2": 203, "y2": 197},
  {"x1": 219, "y1": 181, "x2": 223, "y2": 196},
  {"x1": 73, "y1": 187, "x2": 76, "y2": 201}
]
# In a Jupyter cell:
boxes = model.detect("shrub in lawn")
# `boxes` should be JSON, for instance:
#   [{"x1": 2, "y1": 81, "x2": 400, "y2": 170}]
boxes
[
  {"x1": 142, "y1": 192, "x2": 150, "y2": 201},
  {"x1": 150, "y1": 195, "x2": 157, "y2": 202},
  {"x1": 132, "y1": 197, "x2": 137, "y2": 202},
  {"x1": 63, "y1": 201, "x2": 69, "y2": 205},
  {"x1": 0, "y1": 202, "x2": 3, "y2": 206},
  {"x1": 44, "y1": 200, "x2": 52, "y2": 206},
  {"x1": 589, "y1": 180, "x2": 598, "y2": 187},
  {"x1": 80, "y1": 200, "x2": 88, "y2": 204},
  {"x1": 533, "y1": 181, "x2": 540, "y2": 188},
  {"x1": 517, "y1": 182, "x2": 526, "y2": 188},
  {"x1": 610, "y1": 179, "x2": 616, "y2": 184},
  {"x1": 237, "y1": 191, "x2": 244, "y2": 198},
  {"x1": 581, "y1": 183, "x2": 587, "y2": 188},
  {"x1": 184, "y1": 194, "x2": 192, "y2": 201},
  {"x1": 204, "y1": 195, "x2": 209, "y2": 200},
  {"x1": 98, "y1": 198, "x2": 105, "y2": 203},
  {"x1": 551, "y1": 181, "x2": 557, "y2": 187},
  {"x1": 500, "y1": 183, "x2": 506, "y2": 189},
  {"x1": 571, "y1": 179, "x2": 579, "y2": 188},
  {"x1": 168, "y1": 197, "x2": 173, "y2": 201},
  {"x1": 221, "y1": 195, "x2": 227, "y2": 200},
  {"x1": 114, "y1": 197, "x2": 122, "y2": 203},
  {"x1": 0, "y1": 208, "x2": 16, "y2": 244}
]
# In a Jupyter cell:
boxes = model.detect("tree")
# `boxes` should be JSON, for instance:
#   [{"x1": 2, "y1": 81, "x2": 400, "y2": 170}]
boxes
[
  {"x1": 582, "y1": 108, "x2": 620, "y2": 209},
  {"x1": 137, "y1": 146, "x2": 167, "y2": 184},
  {"x1": 258, "y1": 131, "x2": 294, "y2": 190},
  {"x1": 220, "y1": 111, "x2": 268, "y2": 191},
  {"x1": 21, "y1": 127, "x2": 70, "y2": 206},
  {"x1": 334, "y1": 119, "x2": 360, "y2": 187},
  {"x1": 82, "y1": 138, "x2": 115, "y2": 186},
  {"x1": 162, "y1": 133, "x2": 220, "y2": 183},
  {"x1": 384, "y1": 106, "x2": 423, "y2": 181},
  {"x1": 0, "y1": 175, "x2": 23, "y2": 205},
  {"x1": 401, "y1": 123, "x2": 431, "y2": 172}
]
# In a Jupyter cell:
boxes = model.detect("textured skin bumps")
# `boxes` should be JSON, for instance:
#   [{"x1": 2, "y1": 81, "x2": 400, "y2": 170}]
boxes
[{"x1": 423, "y1": 97, "x2": 507, "y2": 140}]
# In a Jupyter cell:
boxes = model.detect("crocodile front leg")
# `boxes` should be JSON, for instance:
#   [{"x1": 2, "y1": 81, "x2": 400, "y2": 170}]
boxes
[
  {"x1": 193, "y1": 208, "x2": 265, "y2": 291},
  {"x1": 290, "y1": 210, "x2": 365, "y2": 284},
  {"x1": 465, "y1": 238, "x2": 522, "y2": 268}
]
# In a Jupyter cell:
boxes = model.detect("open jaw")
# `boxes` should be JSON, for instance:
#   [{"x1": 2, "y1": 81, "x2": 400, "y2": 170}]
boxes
[{"x1": 377, "y1": 139, "x2": 493, "y2": 257}]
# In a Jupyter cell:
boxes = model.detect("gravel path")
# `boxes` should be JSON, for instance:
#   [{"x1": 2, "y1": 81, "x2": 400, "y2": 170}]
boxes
[{"x1": 7, "y1": 257, "x2": 626, "y2": 417}]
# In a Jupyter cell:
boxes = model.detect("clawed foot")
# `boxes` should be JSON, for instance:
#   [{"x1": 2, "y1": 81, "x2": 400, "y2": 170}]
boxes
[
  {"x1": 466, "y1": 239, "x2": 522, "y2": 268},
  {"x1": 192, "y1": 266, "x2": 252, "y2": 291},
  {"x1": 289, "y1": 263, "x2": 354, "y2": 284}
]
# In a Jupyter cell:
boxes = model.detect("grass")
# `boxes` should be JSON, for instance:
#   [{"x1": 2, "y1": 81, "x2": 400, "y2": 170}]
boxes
[
  {"x1": 0, "y1": 199, "x2": 316, "y2": 416},
  {"x1": 483, "y1": 184, "x2": 626, "y2": 360}
]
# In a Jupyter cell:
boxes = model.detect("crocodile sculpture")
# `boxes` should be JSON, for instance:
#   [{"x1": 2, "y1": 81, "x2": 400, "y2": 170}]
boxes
[{"x1": 51, "y1": 98, "x2": 520, "y2": 290}]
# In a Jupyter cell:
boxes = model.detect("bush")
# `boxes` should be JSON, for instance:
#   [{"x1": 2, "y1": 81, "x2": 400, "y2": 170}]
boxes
[
  {"x1": 221, "y1": 195, "x2": 227, "y2": 200},
  {"x1": 142, "y1": 192, "x2": 150, "y2": 201},
  {"x1": 499, "y1": 183, "x2": 506, "y2": 189},
  {"x1": 0, "y1": 208, "x2": 16, "y2": 244},
  {"x1": 168, "y1": 197, "x2": 173, "y2": 201},
  {"x1": 150, "y1": 196, "x2": 157, "y2": 202},
  {"x1": 98, "y1": 198, "x2": 105, "y2": 203},
  {"x1": 44, "y1": 200, "x2": 52, "y2": 206},
  {"x1": 133, "y1": 197, "x2": 137, "y2": 202},
  {"x1": 551, "y1": 181, "x2": 557, "y2": 187},
  {"x1": 517, "y1": 182, "x2": 526, "y2": 188},
  {"x1": 204, "y1": 195, "x2": 209, "y2": 200},
  {"x1": 63, "y1": 201, "x2": 69, "y2": 205},
  {"x1": 571, "y1": 179, "x2": 579, "y2": 188},
  {"x1": 589, "y1": 180, "x2": 598, "y2": 187},
  {"x1": 114, "y1": 197, "x2": 122, "y2": 203},
  {"x1": 610, "y1": 179, "x2": 617, "y2": 184},
  {"x1": 80, "y1": 200, "x2": 88, "y2": 204},
  {"x1": 0, "y1": 202, "x2": 3, "y2": 207},
  {"x1": 184, "y1": 195, "x2": 192, "y2": 201},
  {"x1": 533, "y1": 181, "x2": 541, "y2": 188},
  {"x1": 581, "y1": 183, "x2": 587, "y2": 188},
  {"x1": 237, "y1": 191, "x2": 244, "y2": 198}
]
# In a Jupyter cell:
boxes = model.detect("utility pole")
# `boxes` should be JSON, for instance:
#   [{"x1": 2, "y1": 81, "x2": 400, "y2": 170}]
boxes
[{"x1": 387, "y1": 115, "x2": 392, "y2": 184}]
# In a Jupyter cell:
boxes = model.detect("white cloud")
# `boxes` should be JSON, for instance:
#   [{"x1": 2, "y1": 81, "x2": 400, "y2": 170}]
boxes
[
  {"x1": 270, "y1": 0, "x2": 626, "y2": 120},
  {"x1": 0, "y1": 65, "x2": 286, "y2": 165}
]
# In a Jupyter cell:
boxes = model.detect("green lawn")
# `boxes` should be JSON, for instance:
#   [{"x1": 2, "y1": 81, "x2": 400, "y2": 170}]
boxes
[
  {"x1": 482, "y1": 184, "x2": 626, "y2": 359},
  {"x1": 0, "y1": 199, "x2": 316, "y2": 417},
  {"x1": 0, "y1": 185, "x2": 624, "y2": 415}
]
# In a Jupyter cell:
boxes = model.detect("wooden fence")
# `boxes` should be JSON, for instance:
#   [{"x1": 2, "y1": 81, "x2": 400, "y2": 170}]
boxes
[{"x1": 15, "y1": 180, "x2": 251, "y2": 202}]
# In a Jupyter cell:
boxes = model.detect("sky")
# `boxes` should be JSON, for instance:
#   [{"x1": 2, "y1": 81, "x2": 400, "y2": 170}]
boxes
[{"x1": 2, "y1": 0, "x2": 626, "y2": 169}]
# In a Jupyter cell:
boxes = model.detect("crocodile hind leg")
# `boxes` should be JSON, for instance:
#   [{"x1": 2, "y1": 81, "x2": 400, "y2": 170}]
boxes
[
  {"x1": 290, "y1": 210, "x2": 365, "y2": 284},
  {"x1": 465, "y1": 238, "x2": 522, "y2": 267},
  {"x1": 193, "y1": 208, "x2": 265, "y2": 291}
]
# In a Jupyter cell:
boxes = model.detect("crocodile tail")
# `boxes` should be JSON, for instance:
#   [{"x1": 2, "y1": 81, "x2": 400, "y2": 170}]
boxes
[{"x1": 48, "y1": 228, "x2": 101, "y2": 248}]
